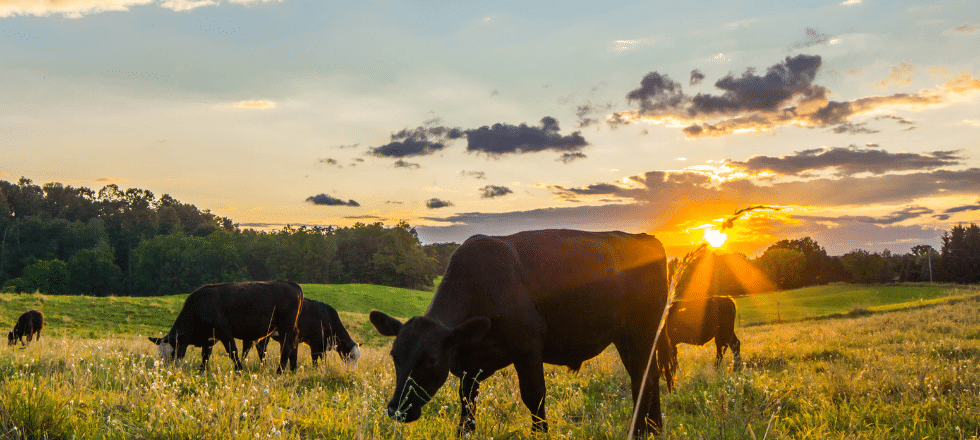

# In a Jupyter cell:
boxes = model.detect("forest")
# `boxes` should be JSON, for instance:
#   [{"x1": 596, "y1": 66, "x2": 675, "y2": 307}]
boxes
[{"x1": 1, "y1": 177, "x2": 978, "y2": 297}]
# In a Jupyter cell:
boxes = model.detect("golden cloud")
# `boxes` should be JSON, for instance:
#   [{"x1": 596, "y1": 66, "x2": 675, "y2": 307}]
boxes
[
  {"x1": 233, "y1": 100, "x2": 277, "y2": 110},
  {"x1": 93, "y1": 177, "x2": 128, "y2": 183},
  {"x1": 875, "y1": 61, "x2": 915, "y2": 89}
]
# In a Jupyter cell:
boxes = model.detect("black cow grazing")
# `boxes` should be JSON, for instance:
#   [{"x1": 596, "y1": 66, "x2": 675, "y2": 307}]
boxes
[
  {"x1": 7, "y1": 310, "x2": 44, "y2": 347},
  {"x1": 148, "y1": 280, "x2": 303, "y2": 373},
  {"x1": 242, "y1": 298, "x2": 361, "y2": 368},
  {"x1": 370, "y1": 229, "x2": 674, "y2": 436},
  {"x1": 665, "y1": 296, "x2": 742, "y2": 371}
]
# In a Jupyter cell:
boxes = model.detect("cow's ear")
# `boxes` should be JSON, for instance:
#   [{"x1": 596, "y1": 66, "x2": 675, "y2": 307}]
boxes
[
  {"x1": 369, "y1": 311, "x2": 403, "y2": 337},
  {"x1": 148, "y1": 337, "x2": 163, "y2": 345},
  {"x1": 447, "y1": 317, "x2": 490, "y2": 347}
]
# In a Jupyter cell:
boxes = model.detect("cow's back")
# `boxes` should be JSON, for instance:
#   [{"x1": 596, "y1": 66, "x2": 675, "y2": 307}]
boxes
[
  {"x1": 427, "y1": 229, "x2": 668, "y2": 366},
  {"x1": 172, "y1": 280, "x2": 303, "y2": 342}
]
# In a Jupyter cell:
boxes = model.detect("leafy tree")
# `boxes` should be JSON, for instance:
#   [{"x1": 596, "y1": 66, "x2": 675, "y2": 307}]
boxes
[
  {"x1": 4, "y1": 257, "x2": 69, "y2": 294},
  {"x1": 768, "y1": 237, "x2": 833, "y2": 285},
  {"x1": 841, "y1": 249, "x2": 890, "y2": 284},
  {"x1": 755, "y1": 247, "x2": 807, "y2": 290},
  {"x1": 67, "y1": 243, "x2": 124, "y2": 296}
]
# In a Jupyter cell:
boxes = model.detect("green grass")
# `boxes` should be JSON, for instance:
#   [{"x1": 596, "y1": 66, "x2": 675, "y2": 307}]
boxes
[{"x1": 734, "y1": 283, "x2": 980, "y2": 325}]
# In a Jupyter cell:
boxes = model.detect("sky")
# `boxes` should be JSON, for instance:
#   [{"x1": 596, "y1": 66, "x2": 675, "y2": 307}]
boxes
[{"x1": 2, "y1": 0, "x2": 978, "y2": 257}]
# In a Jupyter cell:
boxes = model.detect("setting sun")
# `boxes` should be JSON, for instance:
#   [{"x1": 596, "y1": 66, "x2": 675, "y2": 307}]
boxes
[{"x1": 702, "y1": 227, "x2": 729, "y2": 248}]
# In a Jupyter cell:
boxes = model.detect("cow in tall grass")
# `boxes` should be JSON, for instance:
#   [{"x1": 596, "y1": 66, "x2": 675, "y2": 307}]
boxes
[
  {"x1": 370, "y1": 229, "x2": 674, "y2": 437},
  {"x1": 7, "y1": 310, "x2": 43, "y2": 348},
  {"x1": 664, "y1": 296, "x2": 742, "y2": 371},
  {"x1": 243, "y1": 298, "x2": 361, "y2": 368},
  {"x1": 148, "y1": 280, "x2": 303, "y2": 373}
]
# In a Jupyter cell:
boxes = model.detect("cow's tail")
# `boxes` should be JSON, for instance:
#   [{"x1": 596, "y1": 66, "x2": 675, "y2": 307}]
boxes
[{"x1": 656, "y1": 331, "x2": 676, "y2": 393}]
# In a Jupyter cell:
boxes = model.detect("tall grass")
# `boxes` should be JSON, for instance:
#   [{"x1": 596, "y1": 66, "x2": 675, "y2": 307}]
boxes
[{"x1": 2, "y1": 296, "x2": 978, "y2": 439}]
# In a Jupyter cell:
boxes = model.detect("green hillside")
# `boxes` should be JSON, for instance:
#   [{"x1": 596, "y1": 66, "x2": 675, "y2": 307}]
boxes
[{"x1": 734, "y1": 283, "x2": 980, "y2": 324}]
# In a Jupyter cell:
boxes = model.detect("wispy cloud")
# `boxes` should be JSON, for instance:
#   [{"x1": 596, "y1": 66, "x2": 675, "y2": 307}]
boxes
[
  {"x1": 93, "y1": 177, "x2": 129, "y2": 183},
  {"x1": 875, "y1": 61, "x2": 915, "y2": 89},
  {"x1": 232, "y1": 100, "x2": 276, "y2": 110},
  {"x1": 953, "y1": 24, "x2": 980, "y2": 34},
  {"x1": 726, "y1": 147, "x2": 963, "y2": 176},
  {"x1": 0, "y1": 0, "x2": 278, "y2": 18}
]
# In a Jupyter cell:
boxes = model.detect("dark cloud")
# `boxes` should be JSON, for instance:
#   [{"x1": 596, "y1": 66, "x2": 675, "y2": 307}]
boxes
[
  {"x1": 480, "y1": 185, "x2": 513, "y2": 199},
  {"x1": 344, "y1": 215, "x2": 383, "y2": 220},
  {"x1": 465, "y1": 117, "x2": 588, "y2": 157},
  {"x1": 385, "y1": 200, "x2": 404, "y2": 204},
  {"x1": 727, "y1": 147, "x2": 963, "y2": 176},
  {"x1": 934, "y1": 200, "x2": 980, "y2": 220},
  {"x1": 690, "y1": 69, "x2": 705, "y2": 86},
  {"x1": 318, "y1": 158, "x2": 342, "y2": 168},
  {"x1": 625, "y1": 71, "x2": 686, "y2": 114},
  {"x1": 875, "y1": 115, "x2": 914, "y2": 125},
  {"x1": 393, "y1": 159, "x2": 421, "y2": 169},
  {"x1": 575, "y1": 102, "x2": 614, "y2": 128},
  {"x1": 831, "y1": 122, "x2": 880, "y2": 134},
  {"x1": 796, "y1": 205, "x2": 934, "y2": 225},
  {"x1": 612, "y1": 56, "x2": 980, "y2": 138},
  {"x1": 557, "y1": 152, "x2": 587, "y2": 163},
  {"x1": 306, "y1": 194, "x2": 360, "y2": 207},
  {"x1": 426, "y1": 198, "x2": 454, "y2": 209},
  {"x1": 689, "y1": 54, "x2": 824, "y2": 115},
  {"x1": 461, "y1": 170, "x2": 486, "y2": 179},
  {"x1": 368, "y1": 123, "x2": 464, "y2": 158}
]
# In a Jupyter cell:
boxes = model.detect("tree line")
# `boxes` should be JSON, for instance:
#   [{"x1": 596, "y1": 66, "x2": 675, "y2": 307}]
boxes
[
  {"x1": 0, "y1": 178, "x2": 456, "y2": 296},
  {"x1": 677, "y1": 225, "x2": 980, "y2": 297}
]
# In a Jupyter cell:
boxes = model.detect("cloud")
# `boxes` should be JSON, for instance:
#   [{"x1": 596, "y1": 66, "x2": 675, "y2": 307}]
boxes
[
  {"x1": 557, "y1": 152, "x2": 587, "y2": 163},
  {"x1": 465, "y1": 117, "x2": 588, "y2": 157},
  {"x1": 369, "y1": 121, "x2": 464, "y2": 158},
  {"x1": 305, "y1": 194, "x2": 360, "y2": 207},
  {"x1": 233, "y1": 100, "x2": 276, "y2": 109},
  {"x1": 0, "y1": 0, "x2": 277, "y2": 17},
  {"x1": 831, "y1": 122, "x2": 880, "y2": 134},
  {"x1": 369, "y1": 116, "x2": 589, "y2": 160},
  {"x1": 318, "y1": 158, "x2": 342, "y2": 168},
  {"x1": 480, "y1": 185, "x2": 513, "y2": 199},
  {"x1": 794, "y1": 28, "x2": 829, "y2": 48},
  {"x1": 690, "y1": 69, "x2": 705, "y2": 86},
  {"x1": 726, "y1": 147, "x2": 963, "y2": 176},
  {"x1": 611, "y1": 55, "x2": 980, "y2": 138},
  {"x1": 954, "y1": 24, "x2": 980, "y2": 34},
  {"x1": 460, "y1": 170, "x2": 486, "y2": 179},
  {"x1": 425, "y1": 198, "x2": 454, "y2": 209},
  {"x1": 93, "y1": 177, "x2": 128, "y2": 183},
  {"x1": 933, "y1": 200, "x2": 980, "y2": 220},
  {"x1": 393, "y1": 160, "x2": 421, "y2": 169},
  {"x1": 796, "y1": 205, "x2": 934, "y2": 225},
  {"x1": 875, "y1": 61, "x2": 915, "y2": 89}
]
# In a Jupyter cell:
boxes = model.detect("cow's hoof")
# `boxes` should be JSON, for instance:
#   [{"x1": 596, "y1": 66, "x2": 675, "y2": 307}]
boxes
[
  {"x1": 455, "y1": 420, "x2": 476, "y2": 438},
  {"x1": 531, "y1": 420, "x2": 548, "y2": 433}
]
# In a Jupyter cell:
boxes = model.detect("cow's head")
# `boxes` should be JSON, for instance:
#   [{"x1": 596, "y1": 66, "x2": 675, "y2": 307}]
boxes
[
  {"x1": 148, "y1": 335, "x2": 187, "y2": 363},
  {"x1": 7, "y1": 331, "x2": 14, "y2": 346},
  {"x1": 370, "y1": 311, "x2": 490, "y2": 423},
  {"x1": 337, "y1": 340, "x2": 362, "y2": 369}
]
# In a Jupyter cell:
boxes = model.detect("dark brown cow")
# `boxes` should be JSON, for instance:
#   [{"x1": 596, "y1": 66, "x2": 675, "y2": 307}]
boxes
[
  {"x1": 243, "y1": 298, "x2": 361, "y2": 368},
  {"x1": 665, "y1": 296, "x2": 742, "y2": 371},
  {"x1": 370, "y1": 229, "x2": 673, "y2": 436},
  {"x1": 7, "y1": 310, "x2": 43, "y2": 347},
  {"x1": 148, "y1": 280, "x2": 303, "y2": 373}
]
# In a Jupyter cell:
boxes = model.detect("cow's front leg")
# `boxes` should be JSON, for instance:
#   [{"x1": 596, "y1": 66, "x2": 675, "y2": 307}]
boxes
[
  {"x1": 730, "y1": 334, "x2": 742, "y2": 371},
  {"x1": 221, "y1": 338, "x2": 243, "y2": 371},
  {"x1": 200, "y1": 345, "x2": 213, "y2": 371},
  {"x1": 456, "y1": 372, "x2": 480, "y2": 436},
  {"x1": 514, "y1": 358, "x2": 548, "y2": 432}
]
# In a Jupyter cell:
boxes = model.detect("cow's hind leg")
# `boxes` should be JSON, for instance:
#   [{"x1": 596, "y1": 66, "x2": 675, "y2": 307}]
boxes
[
  {"x1": 200, "y1": 345, "x2": 213, "y2": 371},
  {"x1": 616, "y1": 336, "x2": 664, "y2": 437},
  {"x1": 456, "y1": 372, "x2": 480, "y2": 436},
  {"x1": 219, "y1": 337, "x2": 243, "y2": 371},
  {"x1": 715, "y1": 338, "x2": 727, "y2": 367},
  {"x1": 513, "y1": 356, "x2": 548, "y2": 432}
]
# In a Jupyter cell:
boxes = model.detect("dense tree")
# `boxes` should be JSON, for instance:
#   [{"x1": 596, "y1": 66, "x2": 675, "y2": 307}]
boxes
[
  {"x1": 841, "y1": 250, "x2": 890, "y2": 284},
  {"x1": 755, "y1": 247, "x2": 807, "y2": 290},
  {"x1": 939, "y1": 224, "x2": 980, "y2": 284}
]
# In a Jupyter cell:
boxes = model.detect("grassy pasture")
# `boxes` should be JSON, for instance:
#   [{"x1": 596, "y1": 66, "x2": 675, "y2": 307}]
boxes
[{"x1": 0, "y1": 283, "x2": 978, "y2": 439}]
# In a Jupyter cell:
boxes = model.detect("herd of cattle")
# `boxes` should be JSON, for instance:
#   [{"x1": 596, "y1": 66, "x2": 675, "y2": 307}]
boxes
[{"x1": 6, "y1": 229, "x2": 742, "y2": 436}]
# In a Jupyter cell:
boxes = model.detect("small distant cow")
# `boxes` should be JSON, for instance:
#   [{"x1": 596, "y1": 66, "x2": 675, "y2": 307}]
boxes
[
  {"x1": 664, "y1": 296, "x2": 741, "y2": 371},
  {"x1": 242, "y1": 298, "x2": 361, "y2": 368},
  {"x1": 7, "y1": 310, "x2": 44, "y2": 347},
  {"x1": 148, "y1": 280, "x2": 303, "y2": 373}
]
